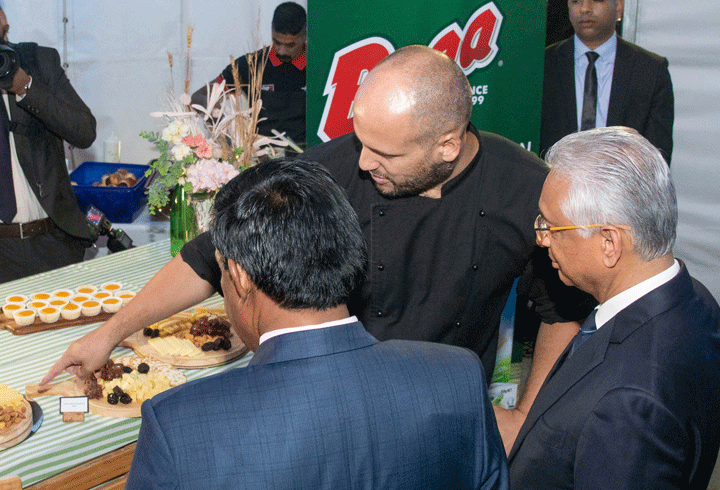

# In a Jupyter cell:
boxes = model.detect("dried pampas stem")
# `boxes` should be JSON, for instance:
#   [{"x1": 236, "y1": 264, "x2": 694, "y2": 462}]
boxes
[
  {"x1": 167, "y1": 52, "x2": 174, "y2": 93},
  {"x1": 184, "y1": 26, "x2": 194, "y2": 97}
]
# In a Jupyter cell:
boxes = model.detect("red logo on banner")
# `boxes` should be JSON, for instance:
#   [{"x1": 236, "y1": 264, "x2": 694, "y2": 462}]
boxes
[
  {"x1": 317, "y1": 2, "x2": 503, "y2": 142},
  {"x1": 318, "y1": 38, "x2": 394, "y2": 142}
]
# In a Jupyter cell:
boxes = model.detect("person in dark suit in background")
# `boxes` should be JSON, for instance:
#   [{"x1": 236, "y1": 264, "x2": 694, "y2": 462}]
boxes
[
  {"x1": 540, "y1": 0, "x2": 674, "y2": 164},
  {"x1": 508, "y1": 126, "x2": 720, "y2": 489},
  {"x1": 0, "y1": 6, "x2": 96, "y2": 283},
  {"x1": 126, "y1": 158, "x2": 509, "y2": 490}
]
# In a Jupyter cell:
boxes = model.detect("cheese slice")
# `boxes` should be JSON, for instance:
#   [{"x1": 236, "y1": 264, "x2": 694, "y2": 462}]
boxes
[
  {"x1": 0, "y1": 384, "x2": 23, "y2": 409},
  {"x1": 148, "y1": 337, "x2": 202, "y2": 357}
]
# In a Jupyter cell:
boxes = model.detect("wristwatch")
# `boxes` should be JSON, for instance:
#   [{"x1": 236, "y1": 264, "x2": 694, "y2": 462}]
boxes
[{"x1": 16, "y1": 75, "x2": 32, "y2": 100}]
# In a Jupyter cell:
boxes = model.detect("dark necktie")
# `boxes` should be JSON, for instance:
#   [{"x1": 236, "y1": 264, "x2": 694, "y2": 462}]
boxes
[
  {"x1": 580, "y1": 51, "x2": 600, "y2": 131},
  {"x1": 568, "y1": 310, "x2": 597, "y2": 357},
  {"x1": 0, "y1": 98, "x2": 17, "y2": 224}
]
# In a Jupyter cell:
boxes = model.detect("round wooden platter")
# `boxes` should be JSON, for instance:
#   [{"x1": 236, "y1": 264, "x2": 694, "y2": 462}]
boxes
[
  {"x1": 25, "y1": 357, "x2": 186, "y2": 418},
  {"x1": 119, "y1": 330, "x2": 249, "y2": 368},
  {"x1": 0, "y1": 398, "x2": 32, "y2": 450}
]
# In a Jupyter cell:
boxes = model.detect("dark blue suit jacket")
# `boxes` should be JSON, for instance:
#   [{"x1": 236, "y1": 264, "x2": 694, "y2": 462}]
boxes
[
  {"x1": 540, "y1": 37, "x2": 674, "y2": 163},
  {"x1": 127, "y1": 321, "x2": 508, "y2": 489},
  {"x1": 508, "y1": 264, "x2": 720, "y2": 489}
]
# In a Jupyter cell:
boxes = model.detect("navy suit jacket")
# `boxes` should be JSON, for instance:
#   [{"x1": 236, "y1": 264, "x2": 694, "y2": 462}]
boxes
[
  {"x1": 540, "y1": 37, "x2": 674, "y2": 164},
  {"x1": 7, "y1": 43, "x2": 95, "y2": 239},
  {"x1": 127, "y1": 321, "x2": 508, "y2": 489},
  {"x1": 508, "y1": 264, "x2": 720, "y2": 489}
]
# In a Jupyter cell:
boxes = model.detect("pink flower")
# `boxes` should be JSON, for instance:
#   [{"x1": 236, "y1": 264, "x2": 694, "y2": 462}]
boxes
[
  {"x1": 181, "y1": 134, "x2": 205, "y2": 148},
  {"x1": 195, "y1": 141, "x2": 213, "y2": 159},
  {"x1": 185, "y1": 159, "x2": 240, "y2": 192}
]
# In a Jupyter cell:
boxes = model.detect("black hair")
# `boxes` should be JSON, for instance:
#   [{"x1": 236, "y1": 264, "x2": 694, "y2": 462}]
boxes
[
  {"x1": 271, "y1": 2, "x2": 307, "y2": 36},
  {"x1": 211, "y1": 158, "x2": 367, "y2": 310}
]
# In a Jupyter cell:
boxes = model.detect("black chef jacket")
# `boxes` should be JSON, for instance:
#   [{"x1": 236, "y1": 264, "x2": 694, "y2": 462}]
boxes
[{"x1": 182, "y1": 124, "x2": 593, "y2": 380}]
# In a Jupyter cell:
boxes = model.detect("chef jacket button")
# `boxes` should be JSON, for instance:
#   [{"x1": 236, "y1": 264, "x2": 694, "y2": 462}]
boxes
[
  {"x1": 377, "y1": 264, "x2": 384, "y2": 271},
  {"x1": 479, "y1": 210, "x2": 486, "y2": 217},
  {"x1": 472, "y1": 264, "x2": 479, "y2": 271},
  {"x1": 376, "y1": 311, "x2": 383, "y2": 317}
]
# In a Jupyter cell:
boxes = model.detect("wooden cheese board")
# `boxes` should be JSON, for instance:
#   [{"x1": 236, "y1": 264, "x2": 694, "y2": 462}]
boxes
[
  {"x1": 0, "y1": 312, "x2": 114, "y2": 335},
  {"x1": 119, "y1": 330, "x2": 249, "y2": 368},
  {"x1": 0, "y1": 398, "x2": 32, "y2": 450},
  {"x1": 25, "y1": 357, "x2": 185, "y2": 418}
]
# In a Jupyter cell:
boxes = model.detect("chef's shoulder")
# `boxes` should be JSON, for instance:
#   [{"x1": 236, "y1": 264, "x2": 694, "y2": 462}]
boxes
[
  {"x1": 476, "y1": 130, "x2": 549, "y2": 185},
  {"x1": 302, "y1": 132, "x2": 362, "y2": 187}
]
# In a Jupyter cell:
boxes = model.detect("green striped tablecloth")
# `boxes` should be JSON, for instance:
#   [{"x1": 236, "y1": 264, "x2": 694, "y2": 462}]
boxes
[{"x1": 0, "y1": 239, "x2": 252, "y2": 486}]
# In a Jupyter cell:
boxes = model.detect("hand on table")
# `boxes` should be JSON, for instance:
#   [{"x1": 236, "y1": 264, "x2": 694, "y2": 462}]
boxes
[
  {"x1": 493, "y1": 405, "x2": 528, "y2": 456},
  {"x1": 40, "y1": 327, "x2": 116, "y2": 385}
]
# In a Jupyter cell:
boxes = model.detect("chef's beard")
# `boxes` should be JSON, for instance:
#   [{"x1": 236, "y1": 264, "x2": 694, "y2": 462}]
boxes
[{"x1": 370, "y1": 157, "x2": 455, "y2": 199}]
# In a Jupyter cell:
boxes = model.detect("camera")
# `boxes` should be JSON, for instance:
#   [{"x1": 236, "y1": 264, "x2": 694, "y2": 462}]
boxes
[
  {"x1": 86, "y1": 205, "x2": 134, "y2": 253},
  {"x1": 0, "y1": 43, "x2": 20, "y2": 88}
]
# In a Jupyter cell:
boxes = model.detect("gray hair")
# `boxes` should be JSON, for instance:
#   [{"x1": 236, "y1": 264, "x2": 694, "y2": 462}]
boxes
[{"x1": 545, "y1": 126, "x2": 677, "y2": 261}]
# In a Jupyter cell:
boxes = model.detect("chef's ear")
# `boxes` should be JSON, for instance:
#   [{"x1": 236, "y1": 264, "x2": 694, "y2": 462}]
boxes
[
  {"x1": 227, "y1": 259, "x2": 253, "y2": 299},
  {"x1": 437, "y1": 130, "x2": 462, "y2": 163}
]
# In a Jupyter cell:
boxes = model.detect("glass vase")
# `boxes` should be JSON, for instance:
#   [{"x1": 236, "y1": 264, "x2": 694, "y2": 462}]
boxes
[{"x1": 169, "y1": 185, "x2": 214, "y2": 256}]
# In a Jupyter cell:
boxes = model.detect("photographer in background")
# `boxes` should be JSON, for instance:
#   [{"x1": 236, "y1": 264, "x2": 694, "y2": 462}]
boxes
[{"x1": 0, "y1": 6, "x2": 97, "y2": 283}]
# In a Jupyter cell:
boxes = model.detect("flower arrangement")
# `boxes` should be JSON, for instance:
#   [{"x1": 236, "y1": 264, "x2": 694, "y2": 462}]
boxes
[{"x1": 141, "y1": 26, "x2": 290, "y2": 214}]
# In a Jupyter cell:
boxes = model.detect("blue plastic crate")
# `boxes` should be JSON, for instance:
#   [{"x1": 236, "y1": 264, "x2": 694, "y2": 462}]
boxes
[{"x1": 70, "y1": 162, "x2": 149, "y2": 223}]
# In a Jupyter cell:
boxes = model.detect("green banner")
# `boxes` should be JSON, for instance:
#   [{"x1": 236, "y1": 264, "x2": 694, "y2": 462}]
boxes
[{"x1": 307, "y1": 0, "x2": 546, "y2": 153}]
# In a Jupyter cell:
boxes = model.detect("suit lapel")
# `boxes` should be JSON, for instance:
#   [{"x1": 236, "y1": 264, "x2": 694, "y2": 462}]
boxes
[
  {"x1": 249, "y1": 321, "x2": 377, "y2": 367},
  {"x1": 509, "y1": 322, "x2": 611, "y2": 461},
  {"x1": 557, "y1": 39, "x2": 578, "y2": 134},
  {"x1": 607, "y1": 38, "x2": 632, "y2": 125},
  {"x1": 509, "y1": 263, "x2": 693, "y2": 462},
  {"x1": 6, "y1": 93, "x2": 36, "y2": 194}
]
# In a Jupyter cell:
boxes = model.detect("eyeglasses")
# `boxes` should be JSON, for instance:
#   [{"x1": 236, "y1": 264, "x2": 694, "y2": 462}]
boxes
[{"x1": 534, "y1": 214, "x2": 631, "y2": 239}]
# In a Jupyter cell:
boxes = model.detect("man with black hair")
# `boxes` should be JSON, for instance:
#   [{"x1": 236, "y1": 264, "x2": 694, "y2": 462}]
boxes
[
  {"x1": 191, "y1": 1, "x2": 307, "y2": 144},
  {"x1": 126, "y1": 158, "x2": 508, "y2": 490},
  {"x1": 0, "y1": 6, "x2": 96, "y2": 283}
]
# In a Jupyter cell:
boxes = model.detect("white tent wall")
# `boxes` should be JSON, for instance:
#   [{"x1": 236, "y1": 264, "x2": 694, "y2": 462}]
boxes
[
  {"x1": 4, "y1": 1, "x2": 719, "y2": 303},
  {"x1": 624, "y1": 0, "x2": 720, "y2": 303},
  {"x1": 2, "y1": 0, "x2": 301, "y2": 166}
]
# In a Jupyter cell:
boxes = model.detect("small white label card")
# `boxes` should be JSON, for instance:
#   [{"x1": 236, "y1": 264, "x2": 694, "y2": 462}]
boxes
[
  {"x1": 59, "y1": 396, "x2": 89, "y2": 413},
  {"x1": 60, "y1": 397, "x2": 89, "y2": 422}
]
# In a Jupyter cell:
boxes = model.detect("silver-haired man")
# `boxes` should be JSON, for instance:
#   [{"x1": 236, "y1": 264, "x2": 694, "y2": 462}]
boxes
[{"x1": 508, "y1": 126, "x2": 720, "y2": 489}]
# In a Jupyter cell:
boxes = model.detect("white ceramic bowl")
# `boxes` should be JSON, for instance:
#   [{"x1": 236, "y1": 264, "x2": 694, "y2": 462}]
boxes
[
  {"x1": 101, "y1": 297, "x2": 123, "y2": 313},
  {"x1": 29, "y1": 292, "x2": 51, "y2": 302},
  {"x1": 38, "y1": 306, "x2": 61, "y2": 323},
  {"x1": 92, "y1": 291, "x2": 113, "y2": 301},
  {"x1": 100, "y1": 282, "x2": 123, "y2": 294},
  {"x1": 51, "y1": 289, "x2": 74, "y2": 300},
  {"x1": 81, "y1": 300, "x2": 102, "y2": 317},
  {"x1": 70, "y1": 294, "x2": 92, "y2": 306},
  {"x1": 60, "y1": 303, "x2": 82, "y2": 320},
  {"x1": 26, "y1": 300, "x2": 49, "y2": 313},
  {"x1": 13, "y1": 308, "x2": 36, "y2": 325},
  {"x1": 5, "y1": 294, "x2": 28, "y2": 305},
  {"x1": 115, "y1": 291, "x2": 136, "y2": 305},
  {"x1": 2, "y1": 303, "x2": 23, "y2": 320},
  {"x1": 47, "y1": 298, "x2": 69, "y2": 309},
  {"x1": 75, "y1": 284, "x2": 97, "y2": 295}
]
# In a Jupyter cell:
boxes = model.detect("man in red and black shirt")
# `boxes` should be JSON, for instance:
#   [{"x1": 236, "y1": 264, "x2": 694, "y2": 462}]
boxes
[{"x1": 191, "y1": 2, "x2": 306, "y2": 145}]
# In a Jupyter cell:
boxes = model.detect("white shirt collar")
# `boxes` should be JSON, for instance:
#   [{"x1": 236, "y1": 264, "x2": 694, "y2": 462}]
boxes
[
  {"x1": 258, "y1": 316, "x2": 359, "y2": 345},
  {"x1": 573, "y1": 32, "x2": 617, "y2": 62},
  {"x1": 595, "y1": 259, "x2": 680, "y2": 329}
]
